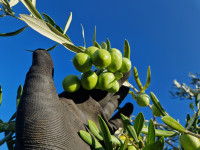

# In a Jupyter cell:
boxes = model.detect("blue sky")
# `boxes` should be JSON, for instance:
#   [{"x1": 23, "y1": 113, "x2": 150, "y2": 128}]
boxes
[{"x1": 1, "y1": 0, "x2": 200, "y2": 149}]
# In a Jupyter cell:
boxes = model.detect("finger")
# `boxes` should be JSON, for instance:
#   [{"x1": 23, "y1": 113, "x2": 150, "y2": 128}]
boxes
[
  {"x1": 102, "y1": 85, "x2": 130, "y2": 119},
  {"x1": 98, "y1": 70, "x2": 131, "y2": 107},
  {"x1": 108, "y1": 103, "x2": 134, "y2": 134}
]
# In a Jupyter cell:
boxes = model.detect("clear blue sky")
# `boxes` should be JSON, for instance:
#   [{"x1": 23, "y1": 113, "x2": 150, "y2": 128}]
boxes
[{"x1": 1, "y1": 0, "x2": 200, "y2": 149}]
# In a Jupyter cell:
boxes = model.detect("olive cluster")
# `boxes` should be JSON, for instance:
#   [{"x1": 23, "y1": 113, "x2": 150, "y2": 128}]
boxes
[{"x1": 62, "y1": 46, "x2": 132, "y2": 93}]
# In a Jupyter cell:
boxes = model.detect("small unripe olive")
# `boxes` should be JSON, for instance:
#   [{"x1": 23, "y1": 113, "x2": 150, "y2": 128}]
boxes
[
  {"x1": 62, "y1": 75, "x2": 81, "y2": 92},
  {"x1": 107, "y1": 80, "x2": 119, "y2": 93},
  {"x1": 81, "y1": 70, "x2": 98, "y2": 90},
  {"x1": 136, "y1": 93, "x2": 150, "y2": 107},
  {"x1": 98, "y1": 72, "x2": 115, "y2": 90},
  {"x1": 92, "y1": 49, "x2": 111, "y2": 68},
  {"x1": 73, "y1": 53, "x2": 92, "y2": 72},
  {"x1": 180, "y1": 134, "x2": 200, "y2": 150},
  {"x1": 107, "y1": 51, "x2": 122, "y2": 72},
  {"x1": 109, "y1": 48, "x2": 122, "y2": 58},
  {"x1": 84, "y1": 46, "x2": 98, "y2": 57},
  {"x1": 119, "y1": 57, "x2": 132, "y2": 73}
]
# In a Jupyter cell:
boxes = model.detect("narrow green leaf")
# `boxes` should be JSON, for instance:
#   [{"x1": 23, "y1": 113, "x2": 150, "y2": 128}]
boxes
[
  {"x1": 55, "y1": 25, "x2": 63, "y2": 33},
  {"x1": 81, "y1": 24, "x2": 86, "y2": 48},
  {"x1": 20, "y1": 0, "x2": 42, "y2": 19},
  {"x1": 146, "y1": 119, "x2": 155, "y2": 145},
  {"x1": 9, "y1": 0, "x2": 19, "y2": 7},
  {"x1": 0, "y1": 132, "x2": 13, "y2": 146},
  {"x1": 45, "y1": 44, "x2": 58, "y2": 51},
  {"x1": 63, "y1": 43, "x2": 83, "y2": 53},
  {"x1": 189, "y1": 102, "x2": 194, "y2": 111},
  {"x1": 141, "y1": 127, "x2": 176, "y2": 137},
  {"x1": 133, "y1": 112, "x2": 145, "y2": 137},
  {"x1": 150, "y1": 92, "x2": 168, "y2": 116},
  {"x1": 79, "y1": 130, "x2": 104, "y2": 150},
  {"x1": 31, "y1": 0, "x2": 36, "y2": 7},
  {"x1": 120, "y1": 114, "x2": 139, "y2": 143},
  {"x1": 0, "y1": 122, "x2": 6, "y2": 133},
  {"x1": 16, "y1": 85, "x2": 23, "y2": 107},
  {"x1": 195, "y1": 93, "x2": 200, "y2": 109},
  {"x1": 94, "y1": 41, "x2": 101, "y2": 49},
  {"x1": 111, "y1": 135, "x2": 124, "y2": 146},
  {"x1": 20, "y1": 14, "x2": 77, "y2": 53},
  {"x1": 106, "y1": 38, "x2": 111, "y2": 51},
  {"x1": 133, "y1": 67, "x2": 143, "y2": 91},
  {"x1": 0, "y1": 85, "x2": 2, "y2": 106},
  {"x1": 143, "y1": 136, "x2": 165, "y2": 150},
  {"x1": 124, "y1": 39, "x2": 130, "y2": 59},
  {"x1": 88, "y1": 120, "x2": 103, "y2": 141},
  {"x1": 143, "y1": 66, "x2": 151, "y2": 91},
  {"x1": 9, "y1": 112, "x2": 16, "y2": 121},
  {"x1": 63, "y1": 12, "x2": 72, "y2": 34},
  {"x1": 186, "y1": 112, "x2": 197, "y2": 130},
  {"x1": 162, "y1": 116, "x2": 186, "y2": 132},
  {"x1": 98, "y1": 115, "x2": 113, "y2": 150},
  {"x1": 42, "y1": 13, "x2": 55, "y2": 26},
  {"x1": 93, "y1": 26, "x2": 96, "y2": 46},
  {"x1": 0, "y1": 26, "x2": 28, "y2": 37},
  {"x1": 101, "y1": 42, "x2": 107, "y2": 50}
]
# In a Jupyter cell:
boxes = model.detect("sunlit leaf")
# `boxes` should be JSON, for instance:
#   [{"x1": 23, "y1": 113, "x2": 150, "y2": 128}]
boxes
[
  {"x1": 9, "y1": 0, "x2": 19, "y2": 7},
  {"x1": 133, "y1": 67, "x2": 143, "y2": 91},
  {"x1": 63, "y1": 12, "x2": 72, "y2": 34},
  {"x1": 141, "y1": 127, "x2": 176, "y2": 137},
  {"x1": 20, "y1": 14, "x2": 78, "y2": 53},
  {"x1": 88, "y1": 120, "x2": 103, "y2": 141},
  {"x1": 20, "y1": 0, "x2": 42, "y2": 19},
  {"x1": 195, "y1": 93, "x2": 200, "y2": 109},
  {"x1": 143, "y1": 66, "x2": 151, "y2": 91},
  {"x1": 134, "y1": 112, "x2": 145, "y2": 137},
  {"x1": 106, "y1": 38, "x2": 111, "y2": 50},
  {"x1": 186, "y1": 113, "x2": 196, "y2": 130},
  {"x1": 94, "y1": 41, "x2": 101, "y2": 49},
  {"x1": 93, "y1": 26, "x2": 96, "y2": 46},
  {"x1": 81, "y1": 24, "x2": 86, "y2": 47},
  {"x1": 98, "y1": 115, "x2": 113, "y2": 150},
  {"x1": 146, "y1": 119, "x2": 155, "y2": 145},
  {"x1": 150, "y1": 92, "x2": 168, "y2": 116},
  {"x1": 124, "y1": 39, "x2": 130, "y2": 59},
  {"x1": 16, "y1": 84, "x2": 23, "y2": 107},
  {"x1": 0, "y1": 26, "x2": 28, "y2": 37},
  {"x1": 63, "y1": 43, "x2": 83, "y2": 53},
  {"x1": 162, "y1": 116, "x2": 186, "y2": 132},
  {"x1": 31, "y1": 0, "x2": 36, "y2": 7}
]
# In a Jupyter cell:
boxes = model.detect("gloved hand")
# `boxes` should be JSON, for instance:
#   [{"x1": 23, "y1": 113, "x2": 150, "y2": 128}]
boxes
[{"x1": 15, "y1": 50, "x2": 134, "y2": 150}]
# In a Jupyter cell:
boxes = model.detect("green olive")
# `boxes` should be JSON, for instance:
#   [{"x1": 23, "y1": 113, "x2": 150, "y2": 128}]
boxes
[
  {"x1": 84, "y1": 46, "x2": 98, "y2": 57},
  {"x1": 119, "y1": 57, "x2": 132, "y2": 73},
  {"x1": 107, "y1": 80, "x2": 119, "y2": 93},
  {"x1": 151, "y1": 104, "x2": 162, "y2": 117},
  {"x1": 91, "y1": 49, "x2": 111, "y2": 68},
  {"x1": 98, "y1": 72, "x2": 115, "y2": 90},
  {"x1": 62, "y1": 75, "x2": 81, "y2": 92},
  {"x1": 81, "y1": 70, "x2": 98, "y2": 90},
  {"x1": 107, "y1": 51, "x2": 122, "y2": 72},
  {"x1": 136, "y1": 93, "x2": 150, "y2": 107},
  {"x1": 180, "y1": 134, "x2": 200, "y2": 150},
  {"x1": 109, "y1": 48, "x2": 122, "y2": 58},
  {"x1": 73, "y1": 53, "x2": 92, "y2": 72}
]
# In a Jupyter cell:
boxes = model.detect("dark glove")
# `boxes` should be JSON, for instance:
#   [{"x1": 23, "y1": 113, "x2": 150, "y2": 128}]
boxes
[{"x1": 15, "y1": 50, "x2": 134, "y2": 150}]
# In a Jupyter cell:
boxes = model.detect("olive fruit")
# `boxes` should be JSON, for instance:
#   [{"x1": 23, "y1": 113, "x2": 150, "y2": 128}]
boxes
[
  {"x1": 62, "y1": 75, "x2": 81, "y2": 92},
  {"x1": 109, "y1": 48, "x2": 122, "y2": 58},
  {"x1": 84, "y1": 46, "x2": 98, "y2": 57},
  {"x1": 107, "y1": 51, "x2": 122, "y2": 72},
  {"x1": 119, "y1": 57, "x2": 132, "y2": 73},
  {"x1": 136, "y1": 93, "x2": 150, "y2": 107},
  {"x1": 91, "y1": 49, "x2": 111, "y2": 68},
  {"x1": 98, "y1": 72, "x2": 115, "y2": 90},
  {"x1": 81, "y1": 70, "x2": 98, "y2": 90},
  {"x1": 107, "y1": 80, "x2": 119, "y2": 93},
  {"x1": 127, "y1": 146, "x2": 137, "y2": 150},
  {"x1": 151, "y1": 104, "x2": 162, "y2": 117},
  {"x1": 73, "y1": 53, "x2": 92, "y2": 72},
  {"x1": 180, "y1": 134, "x2": 200, "y2": 150}
]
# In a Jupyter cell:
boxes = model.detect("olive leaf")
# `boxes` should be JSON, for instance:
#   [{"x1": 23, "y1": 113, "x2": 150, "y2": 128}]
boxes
[
  {"x1": 16, "y1": 84, "x2": 23, "y2": 107},
  {"x1": 133, "y1": 67, "x2": 143, "y2": 91},
  {"x1": 124, "y1": 39, "x2": 130, "y2": 59},
  {"x1": 186, "y1": 113, "x2": 196, "y2": 130},
  {"x1": 143, "y1": 66, "x2": 151, "y2": 91},
  {"x1": 141, "y1": 127, "x2": 176, "y2": 137},
  {"x1": 88, "y1": 120, "x2": 103, "y2": 141},
  {"x1": 119, "y1": 135, "x2": 129, "y2": 150},
  {"x1": 98, "y1": 115, "x2": 113, "y2": 150},
  {"x1": 150, "y1": 92, "x2": 168, "y2": 116},
  {"x1": 20, "y1": 0, "x2": 42, "y2": 19},
  {"x1": 195, "y1": 93, "x2": 200, "y2": 110},
  {"x1": 0, "y1": 26, "x2": 28, "y2": 37},
  {"x1": 162, "y1": 116, "x2": 186, "y2": 132},
  {"x1": 106, "y1": 38, "x2": 111, "y2": 51},
  {"x1": 146, "y1": 119, "x2": 155, "y2": 145},
  {"x1": 120, "y1": 114, "x2": 139, "y2": 143},
  {"x1": 63, "y1": 12, "x2": 72, "y2": 34},
  {"x1": 55, "y1": 25, "x2": 64, "y2": 33},
  {"x1": 0, "y1": 131, "x2": 14, "y2": 146},
  {"x1": 81, "y1": 24, "x2": 86, "y2": 48},
  {"x1": 94, "y1": 41, "x2": 101, "y2": 49},
  {"x1": 143, "y1": 136, "x2": 165, "y2": 150},
  {"x1": 9, "y1": 0, "x2": 19, "y2": 7},
  {"x1": 133, "y1": 112, "x2": 145, "y2": 137},
  {"x1": 93, "y1": 26, "x2": 96, "y2": 46},
  {"x1": 79, "y1": 130, "x2": 104, "y2": 150},
  {"x1": 42, "y1": 13, "x2": 56, "y2": 26}
]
